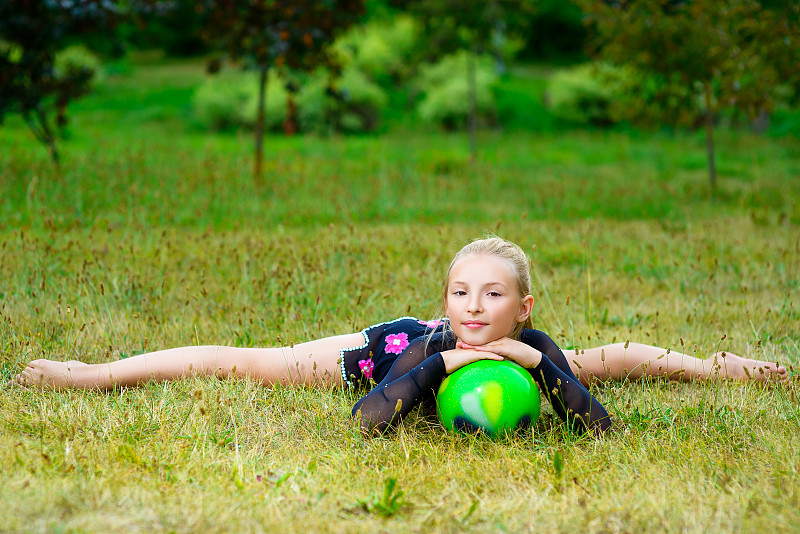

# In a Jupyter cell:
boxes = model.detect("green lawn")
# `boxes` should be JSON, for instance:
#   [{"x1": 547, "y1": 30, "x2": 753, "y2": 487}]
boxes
[{"x1": 1, "y1": 58, "x2": 799, "y2": 533}]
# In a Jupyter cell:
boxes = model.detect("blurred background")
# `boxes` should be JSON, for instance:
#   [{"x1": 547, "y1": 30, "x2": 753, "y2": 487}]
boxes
[{"x1": 2, "y1": 0, "x2": 798, "y2": 184}]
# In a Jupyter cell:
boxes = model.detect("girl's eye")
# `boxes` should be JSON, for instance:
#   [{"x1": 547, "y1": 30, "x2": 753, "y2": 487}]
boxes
[
  {"x1": 453, "y1": 290, "x2": 467, "y2": 296},
  {"x1": 488, "y1": 291, "x2": 502, "y2": 297}
]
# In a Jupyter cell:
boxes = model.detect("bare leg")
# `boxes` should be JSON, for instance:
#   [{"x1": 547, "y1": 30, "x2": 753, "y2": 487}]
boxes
[
  {"x1": 568, "y1": 343, "x2": 788, "y2": 386},
  {"x1": 14, "y1": 333, "x2": 365, "y2": 390}
]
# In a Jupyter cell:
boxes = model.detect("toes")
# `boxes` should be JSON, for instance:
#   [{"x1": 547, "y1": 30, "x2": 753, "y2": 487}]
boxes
[
  {"x1": 11, "y1": 373, "x2": 28, "y2": 389},
  {"x1": 16, "y1": 369, "x2": 39, "y2": 387}
]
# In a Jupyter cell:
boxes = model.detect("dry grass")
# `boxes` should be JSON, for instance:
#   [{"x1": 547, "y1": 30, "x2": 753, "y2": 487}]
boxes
[{"x1": 2, "y1": 218, "x2": 799, "y2": 533}]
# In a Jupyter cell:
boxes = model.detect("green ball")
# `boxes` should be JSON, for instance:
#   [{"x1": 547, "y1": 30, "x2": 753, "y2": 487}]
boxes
[{"x1": 437, "y1": 360, "x2": 541, "y2": 436}]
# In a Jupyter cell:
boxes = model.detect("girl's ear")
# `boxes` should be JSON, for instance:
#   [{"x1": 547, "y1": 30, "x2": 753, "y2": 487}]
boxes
[{"x1": 517, "y1": 295, "x2": 534, "y2": 322}]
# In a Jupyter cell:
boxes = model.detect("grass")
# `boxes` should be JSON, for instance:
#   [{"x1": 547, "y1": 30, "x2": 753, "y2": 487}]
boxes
[{"x1": 1, "y1": 57, "x2": 800, "y2": 533}]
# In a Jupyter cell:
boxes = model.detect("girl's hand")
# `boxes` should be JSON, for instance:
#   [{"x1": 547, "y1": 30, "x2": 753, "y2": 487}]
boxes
[
  {"x1": 456, "y1": 337, "x2": 543, "y2": 369},
  {"x1": 440, "y1": 348, "x2": 503, "y2": 374}
]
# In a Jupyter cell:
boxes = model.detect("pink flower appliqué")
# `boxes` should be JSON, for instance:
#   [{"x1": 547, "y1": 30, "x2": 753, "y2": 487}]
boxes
[
  {"x1": 385, "y1": 332, "x2": 409, "y2": 355},
  {"x1": 418, "y1": 319, "x2": 444, "y2": 329},
  {"x1": 358, "y1": 358, "x2": 374, "y2": 380}
]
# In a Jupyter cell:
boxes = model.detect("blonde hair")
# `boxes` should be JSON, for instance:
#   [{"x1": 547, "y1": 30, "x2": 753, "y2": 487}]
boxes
[{"x1": 442, "y1": 236, "x2": 533, "y2": 340}]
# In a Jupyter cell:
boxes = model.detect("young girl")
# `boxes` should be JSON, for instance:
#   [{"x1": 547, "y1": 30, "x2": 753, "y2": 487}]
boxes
[
  {"x1": 14, "y1": 238, "x2": 787, "y2": 432},
  {"x1": 350, "y1": 237, "x2": 611, "y2": 433}
]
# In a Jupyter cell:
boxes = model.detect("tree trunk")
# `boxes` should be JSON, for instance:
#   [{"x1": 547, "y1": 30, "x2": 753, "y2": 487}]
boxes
[
  {"x1": 283, "y1": 92, "x2": 298, "y2": 136},
  {"x1": 466, "y1": 50, "x2": 478, "y2": 163},
  {"x1": 25, "y1": 107, "x2": 60, "y2": 164},
  {"x1": 703, "y1": 81, "x2": 716, "y2": 193},
  {"x1": 47, "y1": 136, "x2": 59, "y2": 164},
  {"x1": 325, "y1": 73, "x2": 339, "y2": 136},
  {"x1": 254, "y1": 67, "x2": 269, "y2": 182},
  {"x1": 492, "y1": 20, "x2": 507, "y2": 76}
]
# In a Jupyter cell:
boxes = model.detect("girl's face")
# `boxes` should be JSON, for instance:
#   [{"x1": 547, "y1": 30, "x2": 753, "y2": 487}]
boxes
[{"x1": 445, "y1": 255, "x2": 533, "y2": 346}]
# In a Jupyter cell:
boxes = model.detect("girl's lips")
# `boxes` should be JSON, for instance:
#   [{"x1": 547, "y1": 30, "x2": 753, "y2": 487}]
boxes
[{"x1": 463, "y1": 322, "x2": 487, "y2": 329}]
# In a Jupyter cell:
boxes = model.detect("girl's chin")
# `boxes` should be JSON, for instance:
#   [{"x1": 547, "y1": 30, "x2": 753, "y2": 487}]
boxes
[
  {"x1": 454, "y1": 332, "x2": 498, "y2": 346},
  {"x1": 456, "y1": 330, "x2": 520, "y2": 347}
]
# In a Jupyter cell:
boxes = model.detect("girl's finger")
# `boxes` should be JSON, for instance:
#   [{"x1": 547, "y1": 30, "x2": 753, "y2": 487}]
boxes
[
  {"x1": 470, "y1": 344, "x2": 500, "y2": 353},
  {"x1": 458, "y1": 340, "x2": 504, "y2": 350},
  {"x1": 476, "y1": 342, "x2": 509, "y2": 353}
]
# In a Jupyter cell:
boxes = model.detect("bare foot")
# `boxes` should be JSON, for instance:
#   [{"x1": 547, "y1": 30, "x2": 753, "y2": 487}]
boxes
[
  {"x1": 708, "y1": 352, "x2": 788, "y2": 384},
  {"x1": 14, "y1": 359, "x2": 89, "y2": 389}
]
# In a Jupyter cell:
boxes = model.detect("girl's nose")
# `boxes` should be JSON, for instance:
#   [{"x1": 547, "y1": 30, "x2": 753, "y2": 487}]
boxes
[{"x1": 467, "y1": 297, "x2": 483, "y2": 313}]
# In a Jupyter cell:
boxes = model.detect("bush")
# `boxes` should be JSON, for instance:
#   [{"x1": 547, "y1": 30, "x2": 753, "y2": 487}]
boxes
[
  {"x1": 297, "y1": 67, "x2": 388, "y2": 133},
  {"x1": 545, "y1": 63, "x2": 619, "y2": 126},
  {"x1": 192, "y1": 70, "x2": 287, "y2": 131},
  {"x1": 333, "y1": 15, "x2": 420, "y2": 84},
  {"x1": 193, "y1": 67, "x2": 385, "y2": 134},
  {"x1": 54, "y1": 44, "x2": 104, "y2": 84},
  {"x1": 546, "y1": 62, "x2": 722, "y2": 128},
  {"x1": 414, "y1": 52, "x2": 498, "y2": 129}
]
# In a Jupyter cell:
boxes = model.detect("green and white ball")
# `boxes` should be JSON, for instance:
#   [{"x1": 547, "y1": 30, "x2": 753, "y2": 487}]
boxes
[{"x1": 437, "y1": 360, "x2": 541, "y2": 436}]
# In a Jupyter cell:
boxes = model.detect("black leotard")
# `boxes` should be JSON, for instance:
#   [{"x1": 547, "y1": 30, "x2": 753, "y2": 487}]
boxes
[{"x1": 349, "y1": 321, "x2": 612, "y2": 433}]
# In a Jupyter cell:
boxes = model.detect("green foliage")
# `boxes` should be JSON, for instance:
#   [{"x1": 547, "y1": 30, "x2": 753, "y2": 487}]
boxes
[
  {"x1": 546, "y1": 63, "x2": 617, "y2": 126},
  {"x1": 579, "y1": 0, "x2": 800, "y2": 186},
  {"x1": 494, "y1": 69, "x2": 554, "y2": 131},
  {"x1": 193, "y1": 67, "x2": 386, "y2": 133},
  {"x1": 197, "y1": 0, "x2": 366, "y2": 72},
  {"x1": 518, "y1": 0, "x2": 587, "y2": 61},
  {"x1": 415, "y1": 52, "x2": 498, "y2": 129},
  {"x1": 0, "y1": 0, "x2": 141, "y2": 161},
  {"x1": 546, "y1": 61, "x2": 728, "y2": 129},
  {"x1": 297, "y1": 67, "x2": 388, "y2": 133},
  {"x1": 552, "y1": 448, "x2": 564, "y2": 480},
  {"x1": 334, "y1": 14, "x2": 420, "y2": 84},
  {"x1": 357, "y1": 477, "x2": 406, "y2": 517},
  {"x1": 192, "y1": 70, "x2": 287, "y2": 131},
  {"x1": 403, "y1": 0, "x2": 537, "y2": 57},
  {"x1": 122, "y1": 2, "x2": 210, "y2": 57},
  {"x1": 4, "y1": 58, "x2": 800, "y2": 226},
  {"x1": 196, "y1": 0, "x2": 367, "y2": 175},
  {"x1": 54, "y1": 44, "x2": 105, "y2": 84},
  {"x1": 770, "y1": 108, "x2": 800, "y2": 138},
  {"x1": 611, "y1": 70, "x2": 709, "y2": 129}
]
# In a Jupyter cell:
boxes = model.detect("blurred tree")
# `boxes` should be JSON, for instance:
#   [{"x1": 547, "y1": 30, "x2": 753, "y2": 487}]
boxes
[
  {"x1": 397, "y1": 0, "x2": 538, "y2": 161},
  {"x1": 197, "y1": 0, "x2": 366, "y2": 181},
  {"x1": 123, "y1": 2, "x2": 210, "y2": 57},
  {"x1": 519, "y1": 0, "x2": 586, "y2": 62},
  {"x1": 0, "y1": 0, "x2": 162, "y2": 162},
  {"x1": 0, "y1": 0, "x2": 128, "y2": 162},
  {"x1": 581, "y1": 0, "x2": 800, "y2": 191}
]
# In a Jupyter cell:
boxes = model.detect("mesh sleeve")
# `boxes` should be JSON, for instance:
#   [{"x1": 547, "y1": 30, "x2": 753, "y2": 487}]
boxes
[
  {"x1": 352, "y1": 331, "x2": 612, "y2": 434},
  {"x1": 351, "y1": 336, "x2": 446, "y2": 434},
  {"x1": 522, "y1": 329, "x2": 612, "y2": 432}
]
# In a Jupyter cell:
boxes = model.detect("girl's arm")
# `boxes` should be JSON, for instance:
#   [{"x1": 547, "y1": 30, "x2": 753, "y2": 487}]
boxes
[
  {"x1": 459, "y1": 330, "x2": 612, "y2": 432},
  {"x1": 351, "y1": 337, "x2": 447, "y2": 434},
  {"x1": 351, "y1": 333, "x2": 504, "y2": 433},
  {"x1": 529, "y1": 354, "x2": 612, "y2": 432},
  {"x1": 355, "y1": 332, "x2": 612, "y2": 434}
]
